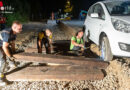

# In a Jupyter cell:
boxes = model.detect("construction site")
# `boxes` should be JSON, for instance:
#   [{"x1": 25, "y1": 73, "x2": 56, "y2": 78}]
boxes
[
  {"x1": 0, "y1": 20, "x2": 128, "y2": 90},
  {"x1": 0, "y1": 0, "x2": 129, "y2": 90}
]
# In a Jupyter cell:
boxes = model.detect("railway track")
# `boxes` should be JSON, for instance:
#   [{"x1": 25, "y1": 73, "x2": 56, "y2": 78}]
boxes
[
  {"x1": 6, "y1": 46, "x2": 109, "y2": 81},
  {"x1": 6, "y1": 22, "x2": 109, "y2": 82}
]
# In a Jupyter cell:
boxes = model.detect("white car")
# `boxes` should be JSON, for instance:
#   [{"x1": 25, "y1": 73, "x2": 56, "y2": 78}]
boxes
[{"x1": 84, "y1": 0, "x2": 130, "y2": 61}]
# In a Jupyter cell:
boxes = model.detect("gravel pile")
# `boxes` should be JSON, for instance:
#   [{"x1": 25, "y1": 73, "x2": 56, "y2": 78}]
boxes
[
  {"x1": 52, "y1": 25, "x2": 73, "y2": 41},
  {"x1": 52, "y1": 23, "x2": 81, "y2": 41}
]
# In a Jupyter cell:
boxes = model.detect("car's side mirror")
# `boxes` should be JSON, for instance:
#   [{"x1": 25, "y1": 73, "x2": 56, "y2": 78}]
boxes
[{"x1": 90, "y1": 13, "x2": 99, "y2": 18}]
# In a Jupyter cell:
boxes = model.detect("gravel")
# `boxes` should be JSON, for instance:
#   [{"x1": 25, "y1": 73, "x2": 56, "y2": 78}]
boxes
[
  {"x1": 1, "y1": 22, "x2": 129, "y2": 90},
  {"x1": 2, "y1": 59, "x2": 129, "y2": 90}
]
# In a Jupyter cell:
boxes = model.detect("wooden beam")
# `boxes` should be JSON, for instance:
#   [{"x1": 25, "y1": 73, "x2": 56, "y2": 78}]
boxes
[
  {"x1": 6, "y1": 65, "x2": 104, "y2": 81},
  {"x1": 14, "y1": 53, "x2": 109, "y2": 69}
]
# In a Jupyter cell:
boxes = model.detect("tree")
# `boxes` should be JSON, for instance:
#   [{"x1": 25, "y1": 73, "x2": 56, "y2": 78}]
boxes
[{"x1": 1, "y1": 0, "x2": 30, "y2": 25}]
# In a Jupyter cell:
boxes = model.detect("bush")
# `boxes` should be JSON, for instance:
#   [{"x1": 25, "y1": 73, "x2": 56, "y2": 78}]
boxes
[{"x1": 5, "y1": 12, "x2": 29, "y2": 26}]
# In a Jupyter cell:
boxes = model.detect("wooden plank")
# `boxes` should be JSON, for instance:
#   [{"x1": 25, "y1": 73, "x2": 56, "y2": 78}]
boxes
[
  {"x1": 14, "y1": 53, "x2": 109, "y2": 69},
  {"x1": 6, "y1": 65, "x2": 104, "y2": 81}
]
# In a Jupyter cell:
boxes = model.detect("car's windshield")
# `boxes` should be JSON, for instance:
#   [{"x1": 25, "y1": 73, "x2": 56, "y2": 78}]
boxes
[{"x1": 104, "y1": 1, "x2": 130, "y2": 15}]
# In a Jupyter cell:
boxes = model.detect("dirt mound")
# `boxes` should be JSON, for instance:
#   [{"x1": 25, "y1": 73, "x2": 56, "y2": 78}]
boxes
[{"x1": 52, "y1": 22, "x2": 81, "y2": 41}]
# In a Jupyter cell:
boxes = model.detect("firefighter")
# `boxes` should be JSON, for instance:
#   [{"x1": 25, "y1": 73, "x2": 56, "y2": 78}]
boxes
[
  {"x1": 37, "y1": 29, "x2": 52, "y2": 54},
  {"x1": 70, "y1": 30, "x2": 84, "y2": 55},
  {"x1": 0, "y1": 21, "x2": 22, "y2": 86}
]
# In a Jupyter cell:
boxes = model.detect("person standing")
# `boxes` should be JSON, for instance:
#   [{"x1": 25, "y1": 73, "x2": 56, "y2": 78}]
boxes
[
  {"x1": 0, "y1": 21, "x2": 22, "y2": 86},
  {"x1": 51, "y1": 12, "x2": 54, "y2": 20}
]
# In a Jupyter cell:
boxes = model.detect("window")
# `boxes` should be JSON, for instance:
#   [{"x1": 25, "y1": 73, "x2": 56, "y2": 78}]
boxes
[
  {"x1": 93, "y1": 4, "x2": 105, "y2": 20},
  {"x1": 88, "y1": 6, "x2": 94, "y2": 16}
]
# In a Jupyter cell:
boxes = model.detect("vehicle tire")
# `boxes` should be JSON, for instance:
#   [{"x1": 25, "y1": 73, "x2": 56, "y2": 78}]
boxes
[{"x1": 100, "y1": 37, "x2": 113, "y2": 61}]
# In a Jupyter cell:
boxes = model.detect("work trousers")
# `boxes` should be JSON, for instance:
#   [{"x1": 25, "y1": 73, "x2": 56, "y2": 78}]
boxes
[
  {"x1": 0, "y1": 48, "x2": 6, "y2": 78},
  {"x1": 37, "y1": 38, "x2": 51, "y2": 54}
]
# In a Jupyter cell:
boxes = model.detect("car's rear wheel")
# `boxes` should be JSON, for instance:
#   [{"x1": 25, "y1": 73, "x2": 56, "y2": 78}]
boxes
[{"x1": 100, "y1": 37, "x2": 113, "y2": 61}]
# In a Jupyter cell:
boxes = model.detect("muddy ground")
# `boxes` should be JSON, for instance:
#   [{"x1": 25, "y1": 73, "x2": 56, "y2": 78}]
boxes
[{"x1": 1, "y1": 21, "x2": 130, "y2": 90}]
